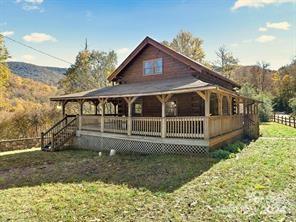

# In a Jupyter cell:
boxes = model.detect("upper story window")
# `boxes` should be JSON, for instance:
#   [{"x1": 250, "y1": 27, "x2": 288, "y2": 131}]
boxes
[{"x1": 143, "y1": 58, "x2": 163, "y2": 75}]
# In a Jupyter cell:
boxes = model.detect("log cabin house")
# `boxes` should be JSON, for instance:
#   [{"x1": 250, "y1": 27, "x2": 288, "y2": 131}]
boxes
[{"x1": 43, "y1": 37, "x2": 259, "y2": 154}]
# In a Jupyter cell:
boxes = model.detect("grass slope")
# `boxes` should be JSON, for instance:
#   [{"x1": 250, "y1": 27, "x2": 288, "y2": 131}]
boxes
[
  {"x1": 0, "y1": 123, "x2": 295, "y2": 221},
  {"x1": 260, "y1": 122, "x2": 296, "y2": 138}
]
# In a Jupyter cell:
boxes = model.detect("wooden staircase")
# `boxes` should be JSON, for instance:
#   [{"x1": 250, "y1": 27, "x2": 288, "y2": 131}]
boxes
[{"x1": 41, "y1": 115, "x2": 78, "y2": 152}]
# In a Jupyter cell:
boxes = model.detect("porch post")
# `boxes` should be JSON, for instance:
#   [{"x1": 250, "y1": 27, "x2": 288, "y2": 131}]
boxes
[
  {"x1": 218, "y1": 94, "x2": 223, "y2": 116},
  {"x1": 124, "y1": 97, "x2": 138, "y2": 136},
  {"x1": 196, "y1": 90, "x2": 210, "y2": 139},
  {"x1": 78, "y1": 100, "x2": 84, "y2": 131},
  {"x1": 228, "y1": 96, "x2": 232, "y2": 115},
  {"x1": 99, "y1": 98, "x2": 106, "y2": 132},
  {"x1": 236, "y1": 97, "x2": 240, "y2": 115},
  {"x1": 62, "y1": 101, "x2": 67, "y2": 117},
  {"x1": 93, "y1": 100, "x2": 99, "y2": 115},
  {"x1": 204, "y1": 90, "x2": 210, "y2": 139},
  {"x1": 156, "y1": 94, "x2": 172, "y2": 138},
  {"x1": 79, "y1": 100, "x2": 83, "y2": 115}
]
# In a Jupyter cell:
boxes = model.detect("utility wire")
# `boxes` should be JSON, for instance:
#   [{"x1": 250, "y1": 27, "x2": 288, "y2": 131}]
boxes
[{"x1": 0, "y1": 33, "x2": 73, "y2": 65}]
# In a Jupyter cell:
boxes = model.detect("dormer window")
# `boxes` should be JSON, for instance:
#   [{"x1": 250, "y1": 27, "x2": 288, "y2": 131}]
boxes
[{"x1": 143, "y1": 58, "x2": 163, "y2": 75}]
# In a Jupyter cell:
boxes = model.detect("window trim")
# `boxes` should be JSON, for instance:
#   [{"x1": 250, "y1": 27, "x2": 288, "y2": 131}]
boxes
[{"x1": 143, "y1": 58, "x2": 163, "y2": 76}]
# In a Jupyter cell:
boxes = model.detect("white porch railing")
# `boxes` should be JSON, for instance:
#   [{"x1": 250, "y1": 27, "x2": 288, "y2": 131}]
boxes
[
  {"x1": 80, "y1": 115, "x2": 244, "y2": 139},
  {"x1": 104, "y1": 116, "x2": 128, "y2": 134},
  {"x1": 132, "y1": 117, "x2": 161, "y2": 137},
  {"x1": 166, "y1": 116, "x2": 204, "y2": 138}
]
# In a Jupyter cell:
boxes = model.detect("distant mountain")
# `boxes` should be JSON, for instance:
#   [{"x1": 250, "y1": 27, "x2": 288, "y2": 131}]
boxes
[{"x1": 7, "y1": 62, "x2": 67, "y2": 85}]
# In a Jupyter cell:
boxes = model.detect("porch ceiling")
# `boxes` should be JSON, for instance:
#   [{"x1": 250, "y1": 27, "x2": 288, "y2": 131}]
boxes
[{"x1": 50, "y1": 76, "x2": 216, "y2": 101}]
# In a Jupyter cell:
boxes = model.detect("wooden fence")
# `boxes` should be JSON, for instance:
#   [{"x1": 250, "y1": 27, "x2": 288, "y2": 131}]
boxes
[{"x1": 270, "y1": 115, "x2": 296, "y2": 128}]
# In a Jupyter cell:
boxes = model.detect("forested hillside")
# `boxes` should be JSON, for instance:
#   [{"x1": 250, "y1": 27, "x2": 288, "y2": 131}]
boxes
[
  {"x1": 7, "y1": 62, "x2": 66, "y2": 85},
  {"x1": 0, "y1": 73, "x2": 59, "y2": 139}
]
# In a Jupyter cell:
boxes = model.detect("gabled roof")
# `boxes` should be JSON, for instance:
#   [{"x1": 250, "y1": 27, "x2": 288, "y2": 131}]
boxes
[{"x1": 108, "y1": 36, "x2": 240, "y2": 89}]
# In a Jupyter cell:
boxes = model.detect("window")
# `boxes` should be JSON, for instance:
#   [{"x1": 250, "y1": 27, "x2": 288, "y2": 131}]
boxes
[
  {"x1": 134, "y1": 103, "x2": 142, "y2": 115},
  {"x1": 143, "y1": 58, "x2": 163, "y2": 75},
  {"x1": 165, "y1": 101, "x2": 177, "y2": 116}
]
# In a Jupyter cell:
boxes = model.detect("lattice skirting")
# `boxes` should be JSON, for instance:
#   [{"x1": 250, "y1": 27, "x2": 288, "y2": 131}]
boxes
[{"x1": 73, "y1": 135, "x2": 208, "y2": 155}]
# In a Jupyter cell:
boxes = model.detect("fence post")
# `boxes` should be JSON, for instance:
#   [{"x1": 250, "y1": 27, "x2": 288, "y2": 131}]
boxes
[{"x1": 294, "y1": 117, "x2": 296, "y2": 128}]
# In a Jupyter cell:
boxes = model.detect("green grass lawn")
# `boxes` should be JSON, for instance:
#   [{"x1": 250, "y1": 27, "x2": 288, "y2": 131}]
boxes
[
  {"x1": 260, "y1": 122, "x2": 296, "y2": 137},
  {"x1": 0, "y1": 123, "x2": 295, "y2": 221}
]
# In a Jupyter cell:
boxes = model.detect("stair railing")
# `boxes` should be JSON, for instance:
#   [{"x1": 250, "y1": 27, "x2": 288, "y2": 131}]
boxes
[{"x1": 41, "y1": 115, "x2": 77, "y2": 151}]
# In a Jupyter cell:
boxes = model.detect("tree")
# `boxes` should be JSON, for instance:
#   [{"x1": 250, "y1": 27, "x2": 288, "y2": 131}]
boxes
[
  {"x1": 213, "y1": 46, "x2": 239, "y2": 79},
  {"x1": 257, "y1": 61, "x2": 270, "y2": 91},
  {"x1": 239, "y1": 84, "x2": 273, "y2": 122},
  {"x1": 0, "y1": 35, "x2": 10, "y2": 88},
  {"x1": 59, "y1": 42, "x2": 117, "y2": 94},
  {"x1": 272, "y1": 57, "x2": 296, "y2": 113},
  {"x1": 163, "y1": 31, "x2": 205, "y2": 62}
]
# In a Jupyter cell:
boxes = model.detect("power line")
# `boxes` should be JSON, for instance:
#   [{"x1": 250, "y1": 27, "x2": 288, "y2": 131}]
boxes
[{"x1": 0, "y1": 33, "x2": 73, "y2": 65}]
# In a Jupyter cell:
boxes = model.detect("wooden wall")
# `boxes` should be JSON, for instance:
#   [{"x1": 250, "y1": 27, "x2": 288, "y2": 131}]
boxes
[
  {"x1": 118, "y1": 93, "x2": 205, "y2": 117},
  {"x1": 118, "y1": 45, "x2": 196, "y2": 84}
]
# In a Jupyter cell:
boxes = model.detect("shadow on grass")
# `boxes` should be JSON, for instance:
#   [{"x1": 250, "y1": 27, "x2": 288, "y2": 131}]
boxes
[{"x1": 0, "y1": 149, "x2": 218, "y2": 193}]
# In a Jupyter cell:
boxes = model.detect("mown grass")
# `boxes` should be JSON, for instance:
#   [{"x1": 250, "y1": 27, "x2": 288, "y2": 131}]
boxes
[
  {"x1": 0, "y1": 123, "x2": 295, "y2": 221},
  {"x1": 260, "y1": 122, "x2": 296, "y2": 137}
]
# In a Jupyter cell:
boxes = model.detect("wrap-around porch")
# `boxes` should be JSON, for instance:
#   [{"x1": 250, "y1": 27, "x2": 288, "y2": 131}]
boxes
[
  {"x1": 61, "y1": 89, "x2": 258, "y2": 142},
  {"x1": 47, "y1": 77, "x2": 259, "y2": 153}
]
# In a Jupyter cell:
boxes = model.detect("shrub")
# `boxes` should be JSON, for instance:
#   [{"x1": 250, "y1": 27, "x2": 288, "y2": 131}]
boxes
[
  {"x1": 211, "y1": 141, "x2": 247, "y2": 160},
  {"x1": 223, "y1": 141, "x2": 245, "y2": 153},
  {"x1": 289, "y1": 98, "x2": 296, "y2": 117},
  {"x1": 210, "y1": 149, "x2": 231, "y2": 159}
]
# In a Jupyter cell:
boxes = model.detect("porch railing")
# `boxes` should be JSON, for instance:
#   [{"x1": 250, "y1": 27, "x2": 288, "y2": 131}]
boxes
[
  {"x1": 132, "y1": 117, "x2": 162, "y2": 137},
  {"x1": 104, "y1": 116, "x2": 128, "y2": 134},
  {"x1": 208, "y1": 115, "x2": 244, "y2": 138},
  {"x1": 166, "y1": 116, "x2": 204, "y2": 138},
  {"x1": 79, "y1": 115, "x2": 245, "y2": 139}
]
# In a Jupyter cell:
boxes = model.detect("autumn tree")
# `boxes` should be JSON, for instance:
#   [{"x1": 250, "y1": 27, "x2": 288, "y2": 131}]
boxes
[
  {"x1": 0, "y1": 35, "x2": 10, "y2": 88},
  {"x1": 163, "y1": 31, "x2": 205, "y2": 63},
  {"x1": 59, "y1": 42, "x2": 117, "y2": 94},
  {"x1": 257, "y1": 61, "x2": 270, "y2": 91},
  {"x1": 213, "y1": 46, "x2": 239, "y2": 79}
]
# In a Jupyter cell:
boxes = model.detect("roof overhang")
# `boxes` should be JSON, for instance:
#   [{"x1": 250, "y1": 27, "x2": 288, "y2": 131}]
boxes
[{"x1": 50, "y1": 76, "x2": 258, "y2": 103}]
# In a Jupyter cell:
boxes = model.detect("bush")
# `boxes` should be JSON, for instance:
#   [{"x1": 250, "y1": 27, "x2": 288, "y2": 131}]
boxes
[
  {"x1": 210, "y1": 149, "x2": 231, "y2": 159},
  {"x1": 289, "y1": 98, "x2": 296, "y2": 117},
  {"x1": 223, "y1": 141, "x2": 245, "y2": 153},
  {"x1": 210, "y1": 141, "x2": 247, "y2": 160}
]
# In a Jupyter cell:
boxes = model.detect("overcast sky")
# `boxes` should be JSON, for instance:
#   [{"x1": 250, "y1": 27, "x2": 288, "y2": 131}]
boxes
[{"x1": 0, "y1": 0, "x2": 295, "y2": 69}]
